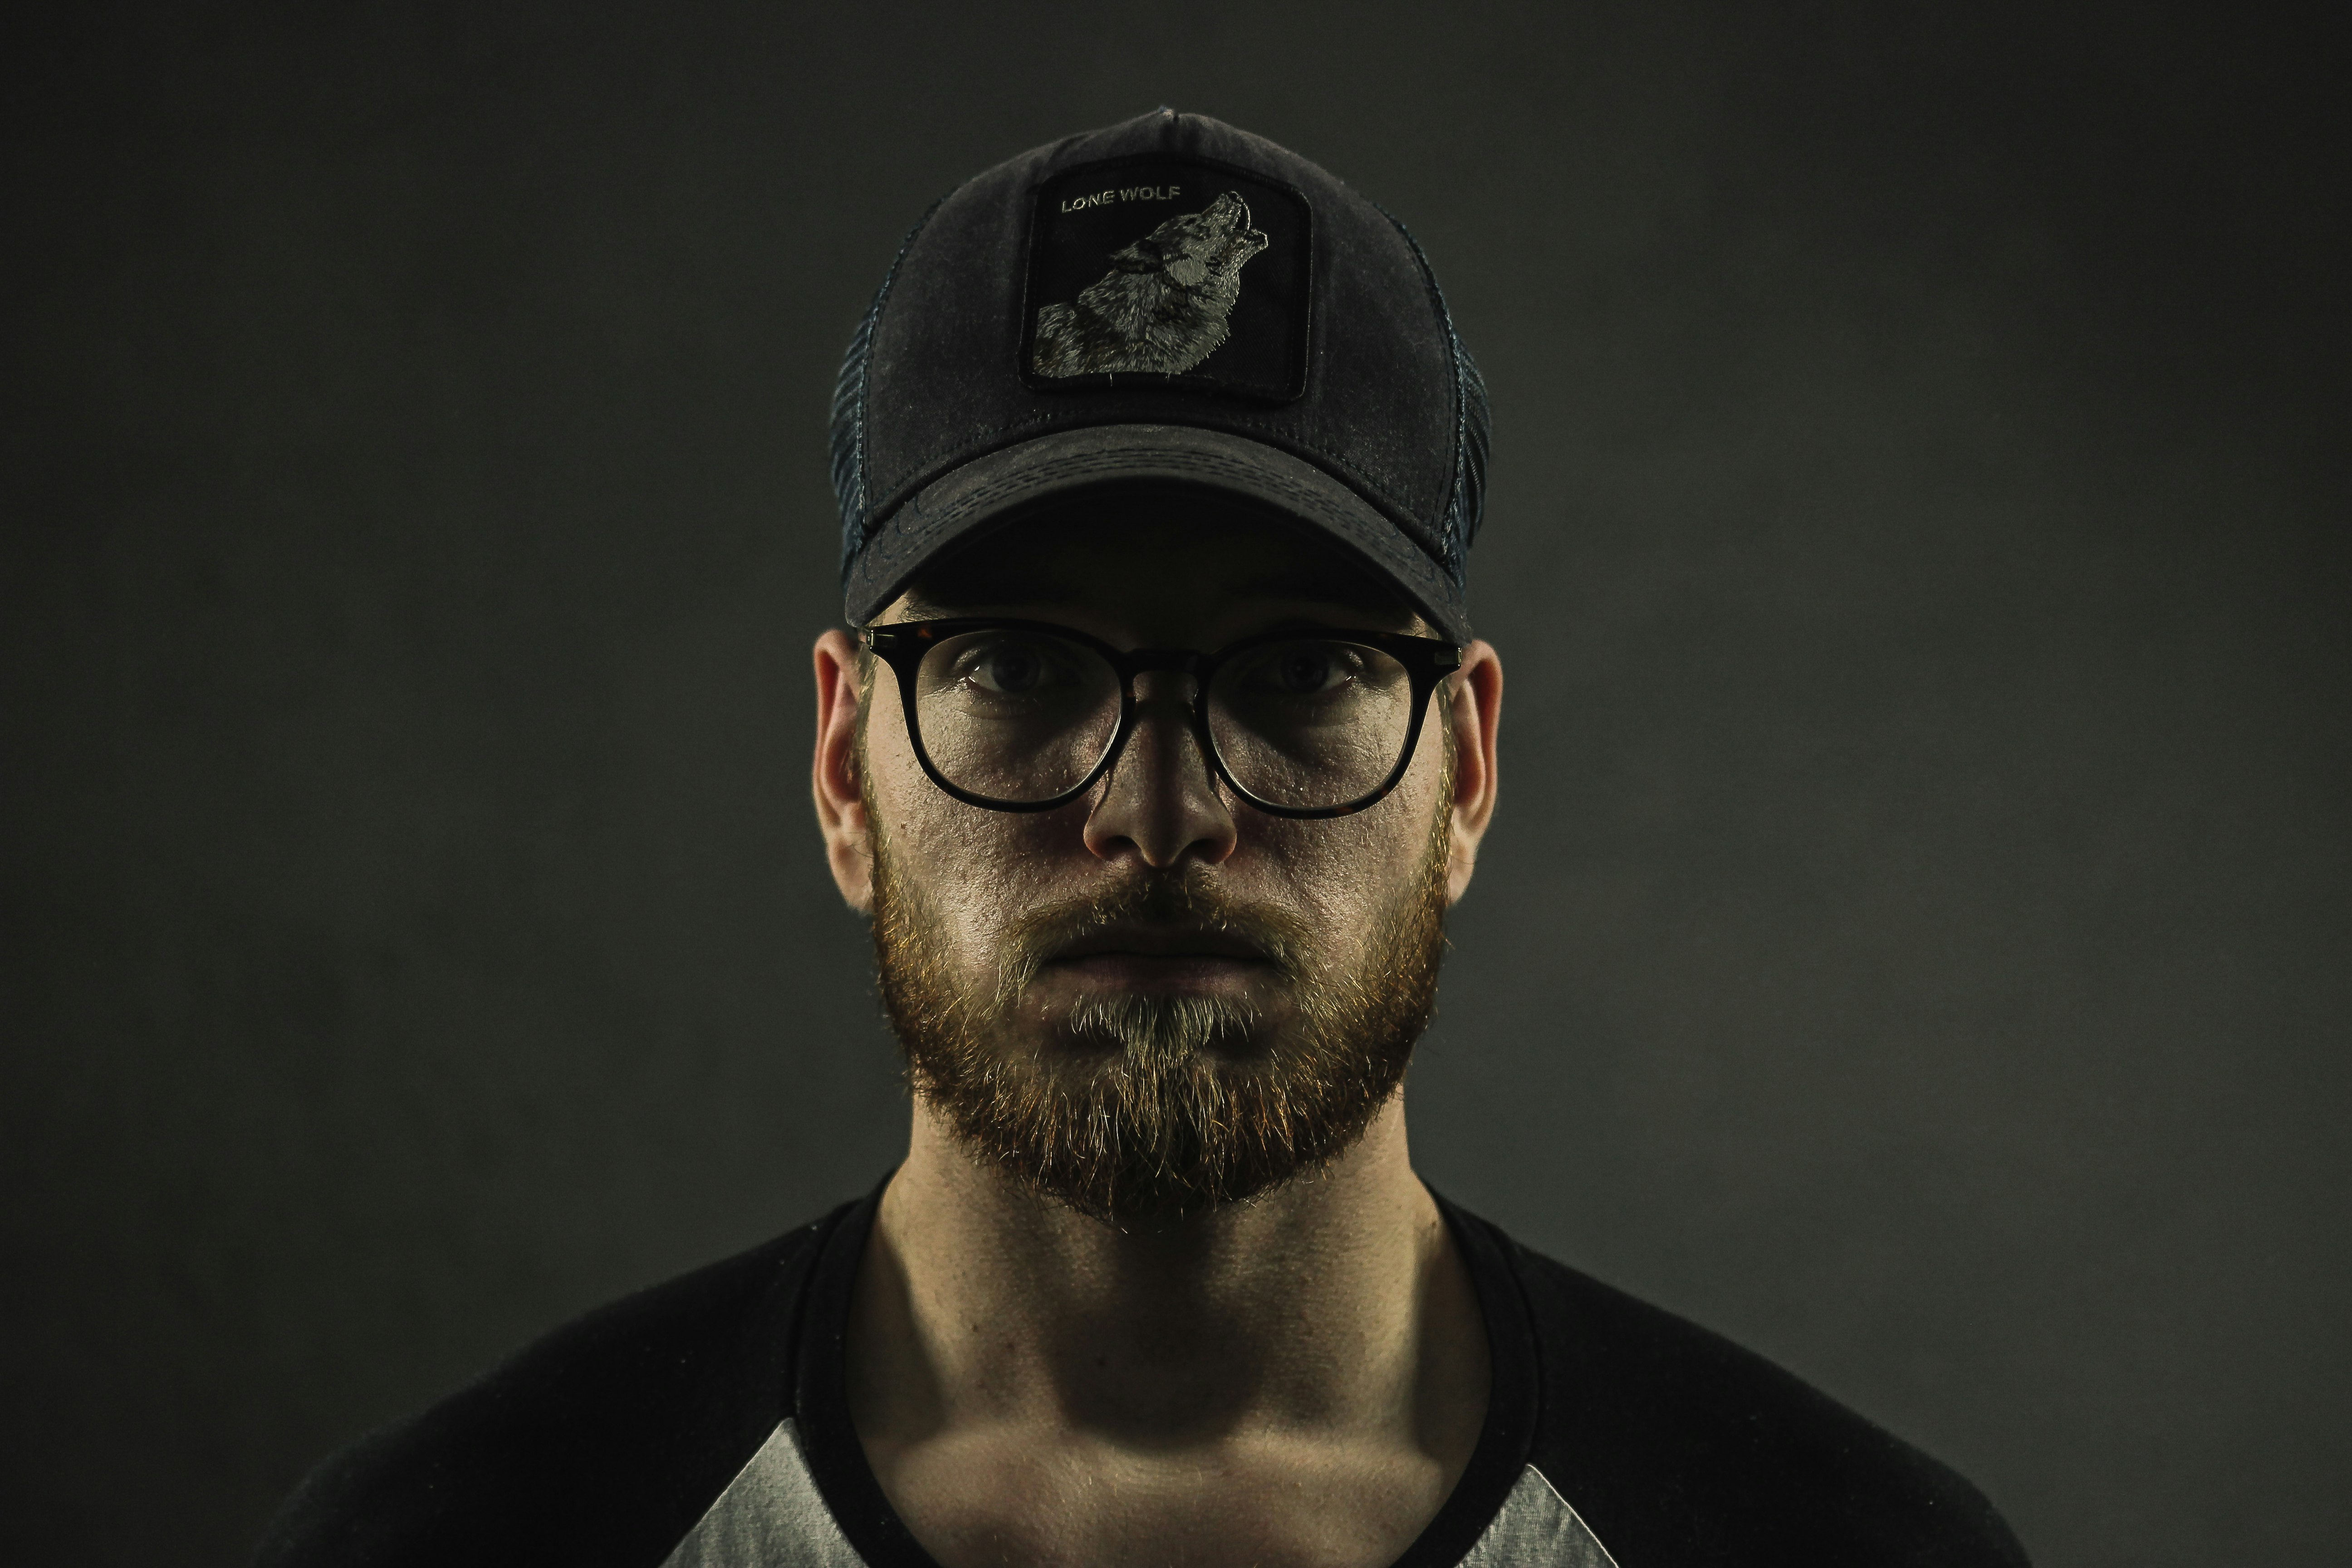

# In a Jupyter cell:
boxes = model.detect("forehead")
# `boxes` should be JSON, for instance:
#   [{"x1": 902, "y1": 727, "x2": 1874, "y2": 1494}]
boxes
[{"x1": 890, "y1": 486, "x2": 1421, "y2": 643}]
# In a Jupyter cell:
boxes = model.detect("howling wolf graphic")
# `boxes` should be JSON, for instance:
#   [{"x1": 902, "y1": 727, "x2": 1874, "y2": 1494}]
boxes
[{"x1": 1033, "y1": 191, "x2": 1270, "y2": 377}]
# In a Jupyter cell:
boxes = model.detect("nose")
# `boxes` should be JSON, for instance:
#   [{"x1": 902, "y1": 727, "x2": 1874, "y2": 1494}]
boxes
[{"x1": 1081, "y1": 669, "x2": 1237, "y2": 869}]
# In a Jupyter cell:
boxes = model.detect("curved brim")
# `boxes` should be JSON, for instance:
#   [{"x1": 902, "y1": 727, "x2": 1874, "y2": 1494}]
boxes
[{"x1": 841, "y1": 424, "x2": 1470, "y2": 640}]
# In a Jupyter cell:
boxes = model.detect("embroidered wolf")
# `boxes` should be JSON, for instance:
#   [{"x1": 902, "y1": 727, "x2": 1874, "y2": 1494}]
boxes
[{"x1": 1032, "y1": 191, "x2": 1270, "y2": 377}]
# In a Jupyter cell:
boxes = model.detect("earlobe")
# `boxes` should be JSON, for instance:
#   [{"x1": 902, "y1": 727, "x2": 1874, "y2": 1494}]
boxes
[{"x1": 811, "y1": 630, "x2": 875, "y2": 914}]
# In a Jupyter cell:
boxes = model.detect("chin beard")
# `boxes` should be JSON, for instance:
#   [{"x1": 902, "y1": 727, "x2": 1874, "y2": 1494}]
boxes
[{"x1": 870, "y1": 810, "x2": 1451, "y2": 1227}]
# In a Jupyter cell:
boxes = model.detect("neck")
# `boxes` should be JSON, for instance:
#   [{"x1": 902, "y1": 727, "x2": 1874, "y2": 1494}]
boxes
[{"x1": 848, "y1": 1095, "x2": 1486, "y2": 1450}]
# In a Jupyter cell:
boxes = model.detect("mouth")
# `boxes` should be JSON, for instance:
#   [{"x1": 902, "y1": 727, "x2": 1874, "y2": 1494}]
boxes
[{"x1": 1041, "y1": 924, "x2": 1282, "y2": 991}]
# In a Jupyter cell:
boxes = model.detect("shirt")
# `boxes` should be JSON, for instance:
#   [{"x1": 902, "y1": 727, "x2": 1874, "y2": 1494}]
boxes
[{"x1": 255, "y1": 1183, "x2": 2030, "y2": 1567}]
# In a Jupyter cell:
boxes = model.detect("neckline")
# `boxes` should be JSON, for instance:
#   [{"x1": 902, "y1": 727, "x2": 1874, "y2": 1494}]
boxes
[{"x1": 790, "y1": 1175, "x2": 1541, "y2": 1568}]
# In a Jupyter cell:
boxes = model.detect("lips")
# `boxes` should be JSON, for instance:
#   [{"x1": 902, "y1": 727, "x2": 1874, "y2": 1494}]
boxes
[{"x1": 1047, "y1": 924, "x2": 1274, "y2": 965}]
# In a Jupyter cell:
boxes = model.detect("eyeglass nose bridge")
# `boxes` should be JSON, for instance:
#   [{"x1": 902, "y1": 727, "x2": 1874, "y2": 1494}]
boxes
[
  {"x1": 1101, "y1": 648, "x2": 1216, "y2": 779},
  {"x1": 1115, "y1": 648, "x2": 1208, "y2": 702}
]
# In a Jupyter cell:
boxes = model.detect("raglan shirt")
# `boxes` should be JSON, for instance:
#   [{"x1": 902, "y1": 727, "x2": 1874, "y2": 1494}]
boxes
[{"x1": 255, "y1": 1186, "x2": 2031, "y2": 1568}]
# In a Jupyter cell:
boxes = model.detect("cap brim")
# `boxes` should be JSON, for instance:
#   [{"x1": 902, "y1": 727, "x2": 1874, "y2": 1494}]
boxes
[{"x1": 841, "y1": 424, "x2": 1470, "y2": 640}]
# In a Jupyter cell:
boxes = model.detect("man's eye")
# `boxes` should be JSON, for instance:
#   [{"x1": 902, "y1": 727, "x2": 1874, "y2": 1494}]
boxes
[
  {"x1": 1244, "y1": 643, "x2": 1358, "y2": 697},
  {"x1": 960, "y1": 641, "x2": 1061, "y2": 694}
]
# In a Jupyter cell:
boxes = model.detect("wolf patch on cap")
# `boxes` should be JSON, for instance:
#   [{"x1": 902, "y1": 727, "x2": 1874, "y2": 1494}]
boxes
[
  {"x1": 1033, "y1": 191, "x2": 1269, "y2": 377},
  {"x1": 1019, "y1": 157, "x2": 1314, "y2": 402}
]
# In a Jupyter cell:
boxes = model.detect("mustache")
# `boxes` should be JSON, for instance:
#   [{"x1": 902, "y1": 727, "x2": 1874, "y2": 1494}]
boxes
[{"x1": 992, "y1": 872, "x2": 1314, "y2": 1007}]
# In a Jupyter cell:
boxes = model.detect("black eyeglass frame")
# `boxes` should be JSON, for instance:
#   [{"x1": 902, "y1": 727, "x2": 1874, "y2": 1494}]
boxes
[{"x1": 862, "y1": 617, "x2": 1464, "y2": 820}]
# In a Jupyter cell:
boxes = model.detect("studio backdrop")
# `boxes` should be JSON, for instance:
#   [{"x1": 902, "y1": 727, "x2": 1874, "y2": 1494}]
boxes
[{"x1": 4, "y1": 4, "x2": 2346, "y2": 1565}]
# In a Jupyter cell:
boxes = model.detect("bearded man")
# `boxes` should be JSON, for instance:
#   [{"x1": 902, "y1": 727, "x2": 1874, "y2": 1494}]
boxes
[{"x1": 258, "y1": 112, "x2": 2029, "y2": 1568}]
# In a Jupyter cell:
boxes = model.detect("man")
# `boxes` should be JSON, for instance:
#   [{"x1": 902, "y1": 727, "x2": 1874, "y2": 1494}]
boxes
[{"x1": 259, "y1": 112, "x2": 2029, "y2": 1568}]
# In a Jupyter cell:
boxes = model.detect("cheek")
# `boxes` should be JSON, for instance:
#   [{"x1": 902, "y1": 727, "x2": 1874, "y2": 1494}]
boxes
[
  {"x1": 1234, "y1": 744, "x2": 1448, "y2": 940},
  {"x1": 867, "y1": 720, "x2": 1075, "y2": 960}
]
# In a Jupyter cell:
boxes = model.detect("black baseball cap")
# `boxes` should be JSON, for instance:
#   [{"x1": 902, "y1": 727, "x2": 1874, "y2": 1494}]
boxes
[{"x1": 830, "y1": 109, "x2": 1489, "y2": 641}]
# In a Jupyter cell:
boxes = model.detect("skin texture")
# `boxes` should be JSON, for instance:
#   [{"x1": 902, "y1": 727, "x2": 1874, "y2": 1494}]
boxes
[{"x1": 811, "y1": 496, "x2": 1505, "y2": 1568}]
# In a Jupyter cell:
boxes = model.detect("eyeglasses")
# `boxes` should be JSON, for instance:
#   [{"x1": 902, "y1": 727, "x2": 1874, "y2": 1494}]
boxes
[{"x1": 862, "y1": 618, "x2": 1463, "y2": 819}]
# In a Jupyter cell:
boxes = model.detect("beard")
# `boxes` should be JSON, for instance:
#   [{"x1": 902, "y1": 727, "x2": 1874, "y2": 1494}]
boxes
[{"x1": 870, "y1": 802, "x2": 1452, "y2": 1227}]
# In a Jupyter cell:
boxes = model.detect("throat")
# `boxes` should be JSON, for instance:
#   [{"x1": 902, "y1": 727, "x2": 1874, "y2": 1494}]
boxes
[
  {"x1": 842, "y1": 1102, "x2": 1491, "y2": 1568},
  {"x1": 850, "y1": 1092, "x2": 1487, "y2": 1432}
]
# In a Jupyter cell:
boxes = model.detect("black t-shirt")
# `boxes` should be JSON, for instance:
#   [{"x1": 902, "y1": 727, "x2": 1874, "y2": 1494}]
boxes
[{"x1": 255, "y1": 1184, "x2": 2030, "y2": 1567}]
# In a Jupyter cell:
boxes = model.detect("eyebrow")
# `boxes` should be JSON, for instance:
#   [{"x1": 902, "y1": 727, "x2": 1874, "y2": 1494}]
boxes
[{"x1": 893, "y1": 588, "x2": 965, "y2": 619}]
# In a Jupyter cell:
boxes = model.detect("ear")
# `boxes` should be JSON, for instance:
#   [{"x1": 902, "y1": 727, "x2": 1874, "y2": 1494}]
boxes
[
  {"x1": 812, "y1": 629, "x2": 874, "y2": 913},
  {"x1": 1443, "y1": 639, "x2": 1503, "y2": 905}
]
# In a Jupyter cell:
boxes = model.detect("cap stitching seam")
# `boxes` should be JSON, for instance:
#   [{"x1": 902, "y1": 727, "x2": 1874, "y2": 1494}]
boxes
[
  {"x1": 1372, "y1": 204, "x2": 1470, "y2": 584},
  {"x1": 867, "y1": 417, "x2": 1426, "y2": 539},
  {"x1": 831, "y1": 196, "x2": 946, "y2": 578}
]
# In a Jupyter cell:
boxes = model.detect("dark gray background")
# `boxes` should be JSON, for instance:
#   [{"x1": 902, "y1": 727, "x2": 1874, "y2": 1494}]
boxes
[{"x1": 5, "y1": 3, "x2": 2346, "y2": 1564}]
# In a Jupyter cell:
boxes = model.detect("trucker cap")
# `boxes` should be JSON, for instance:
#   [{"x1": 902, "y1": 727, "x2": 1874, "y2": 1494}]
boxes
[{"x1": 830, "y1": 109, "x2": 1488, "y2": 641}]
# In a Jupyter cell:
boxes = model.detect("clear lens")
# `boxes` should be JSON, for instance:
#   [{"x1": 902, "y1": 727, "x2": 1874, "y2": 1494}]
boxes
[
  {"x1": 1206, "y1": 637, "x2": 1415, "y2": 810},
  {"x1": 913, "y1": 629, "x2": 1123, "y2": 803}
]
